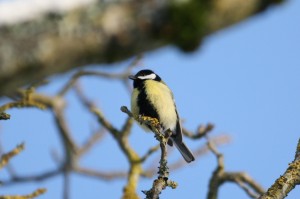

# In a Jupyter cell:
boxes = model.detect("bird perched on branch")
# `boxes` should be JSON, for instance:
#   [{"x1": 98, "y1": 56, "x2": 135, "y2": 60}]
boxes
[{"x1": 129, "y1": 69, "x2": 195, "y2": 163}]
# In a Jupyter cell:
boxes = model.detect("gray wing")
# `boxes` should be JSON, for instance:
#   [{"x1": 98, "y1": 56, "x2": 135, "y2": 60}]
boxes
[
  {"x1": 167, "y1": 93, "x2": 183, "y2": 146},
  {"x1": 174, "y1": 109, "x2": 183, "y2": 142}
]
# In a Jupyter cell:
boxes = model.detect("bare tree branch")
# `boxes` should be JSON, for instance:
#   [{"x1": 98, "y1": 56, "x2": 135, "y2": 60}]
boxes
[
  {"x1": 74, "y1": 84, "x2": 119, "y2": 137},
  {"x1": 77, "y1": 128, "x2": 106, "y2": 156},
  {"x1": 2, "y1": 168, "x2": 62, "y2": 186},
  {"x1": 169, "y1": 135, "x2": 230, "y2": 171},
  {"x1": 121, "y1": 106, "x2": 178, "y2": 199},
  {"x1": 52, "y1": 106, "x2": 79, "y2": 160},
  {"x1": 0, "y1": 100, "x2": 46, "y2": 113},
  {"x1": 76, "y1": 89, "x2": 141, "y2": 199},
  {"x1": 63, "y1": 172, "x2": 70, "y2": 199},
  {"x1": 58, "y1": 54, "x2": 142, "y2": 96},
  {"x1": 0, "y1": 188, "x2": 46, "y2": 199},
  {"x1": 0, "y1": 0, "x2": 284, "y2": 95},
  {"x1": 234, "y1": 177, "x2": 261, "y2": 199},
  {"x1": 183, "y1": 123, "x2": 214, "y2": 139},
  {"x1": 0, "y1": 144, "x2": 47, "y2": 199},
  {"x1": 0, "y1": 144, "x2": 24, "y2": 170},
  {"x1": 73, "y1": 167, "x2": 127, "y2": 181},
  {"x1": 141, "y1": 135, "x2": 230, "y2": 179},
  {"x1": 140, "y1": 145, "x2": 160, "y2": 163},
  {"x1": 0, "y1": 66, "x2": 280, "y2": 198},
  {"x1": 206, "y1": 136, "x2": 265, "y2": 199},
  {"x1": 259, "y1": 138, "x2": 300, "y2": 199}
]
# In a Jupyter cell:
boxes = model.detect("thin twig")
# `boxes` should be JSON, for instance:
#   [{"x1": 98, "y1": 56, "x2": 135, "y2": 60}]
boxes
[
  {"x1": 169, "y1": 135, "x2": 230, "y2": 171},
  {"x1": 73, "y1": 167, "x2": 127, "y2": 181},
  {"x1": 140, "y1": 145, "x2": 160, "y2": 163},
  {"x1": 52, "y1": 107, "x2": 78, "y2": 158},
  {"x1": 141, "y1": 135, "x2": 230, "y2": 178},
  {"x1": 0, "y1": 144, "x2": 24, "y2": 170},
  {"x1": 58, "y1": 71, "x2": 127, "y2": 96},
  {"x1": 183, "y1": 123, "x2": 214, "y2": 139},
  {"x1": 63, "y1": 172, "x2": 70, "y2": 199},
  {"x1": 2, "y1": 168, "x2": 62, "y2": 186},
  {"x1": 0, "y1": 101, "x2": 46, "y2": 113},
  {"x1": 121, "y1": 117, "x2": 134, "y2": 137},
  {"x1": 0, "y1": 188, "x2": 47, "y2": 199},
  {"x1": 77, "y1": 128, "x2": 106, "y2": 156},
  {"x1": 206, "y1": 136, "x2": 264, "y2": 199},
  {"x1": 74, "y1": 85, "x2": 119, "y2": 137},
  {"x1": 58, "y1": 55, "x2": 142, "y2": 96},
  {"x1": 0, "y1": 142, "x2": 17, "y2": 178},
  {"x1": 234, "y1": 178, "x2": 260, "y2": 199},
  {"x1": 76, "y1": 90, "x2": 141, "y2": 198}
]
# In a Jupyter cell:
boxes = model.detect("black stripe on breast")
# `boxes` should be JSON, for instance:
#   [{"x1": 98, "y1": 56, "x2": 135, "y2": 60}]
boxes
[{"x1": 137, "y1": 85, "x2": 159, "y2": 121}]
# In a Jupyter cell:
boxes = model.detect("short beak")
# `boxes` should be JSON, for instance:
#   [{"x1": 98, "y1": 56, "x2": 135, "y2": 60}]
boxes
[{"x1": 128, "y1": 75, "x2": 137, "y2": 80}]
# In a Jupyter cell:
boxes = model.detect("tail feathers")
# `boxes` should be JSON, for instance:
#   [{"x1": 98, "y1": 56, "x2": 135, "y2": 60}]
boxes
[{"x1": 172, "y1": 138, "x2": 195, "y2": 163}]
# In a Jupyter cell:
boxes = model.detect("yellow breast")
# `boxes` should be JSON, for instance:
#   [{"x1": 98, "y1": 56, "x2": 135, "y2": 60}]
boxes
[
  {"x1": 131, "y1": 88, "x2": 152, "y2": 132},
  {"x1": 144, "y1": 80, "x2": 177, "y2": 131},
  {"x1": 131, "y1": 88, "x2": 140, "y2": 119}
]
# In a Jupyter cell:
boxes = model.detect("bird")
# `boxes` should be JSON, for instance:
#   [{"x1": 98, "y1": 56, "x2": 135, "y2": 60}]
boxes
[{"x1": 129, "y1": 69, "x2": 195, "y2": 163}]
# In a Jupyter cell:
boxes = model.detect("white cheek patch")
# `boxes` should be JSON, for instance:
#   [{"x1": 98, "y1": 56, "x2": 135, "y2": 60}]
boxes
[{"x1": 138, "y1": 73, "x2": 156, "y2": 80}]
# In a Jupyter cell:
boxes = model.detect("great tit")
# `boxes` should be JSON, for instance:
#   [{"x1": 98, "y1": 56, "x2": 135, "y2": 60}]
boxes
[{"x1": 129, "y1": 69, "x2": 195, "y2": 163}]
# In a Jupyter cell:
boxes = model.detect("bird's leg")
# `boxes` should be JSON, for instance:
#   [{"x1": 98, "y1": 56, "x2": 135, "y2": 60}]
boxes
[{"x1": 164, "y1": 129, "x2": 172, "y2": 141}]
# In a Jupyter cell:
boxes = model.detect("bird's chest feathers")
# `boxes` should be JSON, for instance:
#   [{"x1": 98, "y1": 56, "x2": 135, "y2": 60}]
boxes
[{"x1": 144, "y1": 81, "x2": 177, "y2": 130}]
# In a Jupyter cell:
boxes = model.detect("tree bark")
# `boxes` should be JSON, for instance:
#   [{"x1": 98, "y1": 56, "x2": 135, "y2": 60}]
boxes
[{"x1": 0, "y1": 0, "x2": 284, "y2": 96}]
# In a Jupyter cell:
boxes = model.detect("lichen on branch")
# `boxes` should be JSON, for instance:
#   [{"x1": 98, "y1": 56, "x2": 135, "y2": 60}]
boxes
[
  {"x1": 121, "y1": 106, "x2": 178, "y2": 199},
  {"x1": 0, "y1": 112, "x2": 10, "y2": 120},
  {"x1": 259, "y1": 138, "x2": 300, "y2": 199}
]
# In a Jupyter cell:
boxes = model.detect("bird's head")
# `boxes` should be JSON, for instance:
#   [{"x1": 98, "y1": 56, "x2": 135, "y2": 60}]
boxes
[{"x1": 129, "y1": 70, "x2": 161, "y2": 87}]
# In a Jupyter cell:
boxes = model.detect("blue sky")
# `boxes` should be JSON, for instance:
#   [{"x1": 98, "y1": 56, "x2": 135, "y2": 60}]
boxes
[{"x1": 1, "y1": 0, "x2": 300, "y2": 198}]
